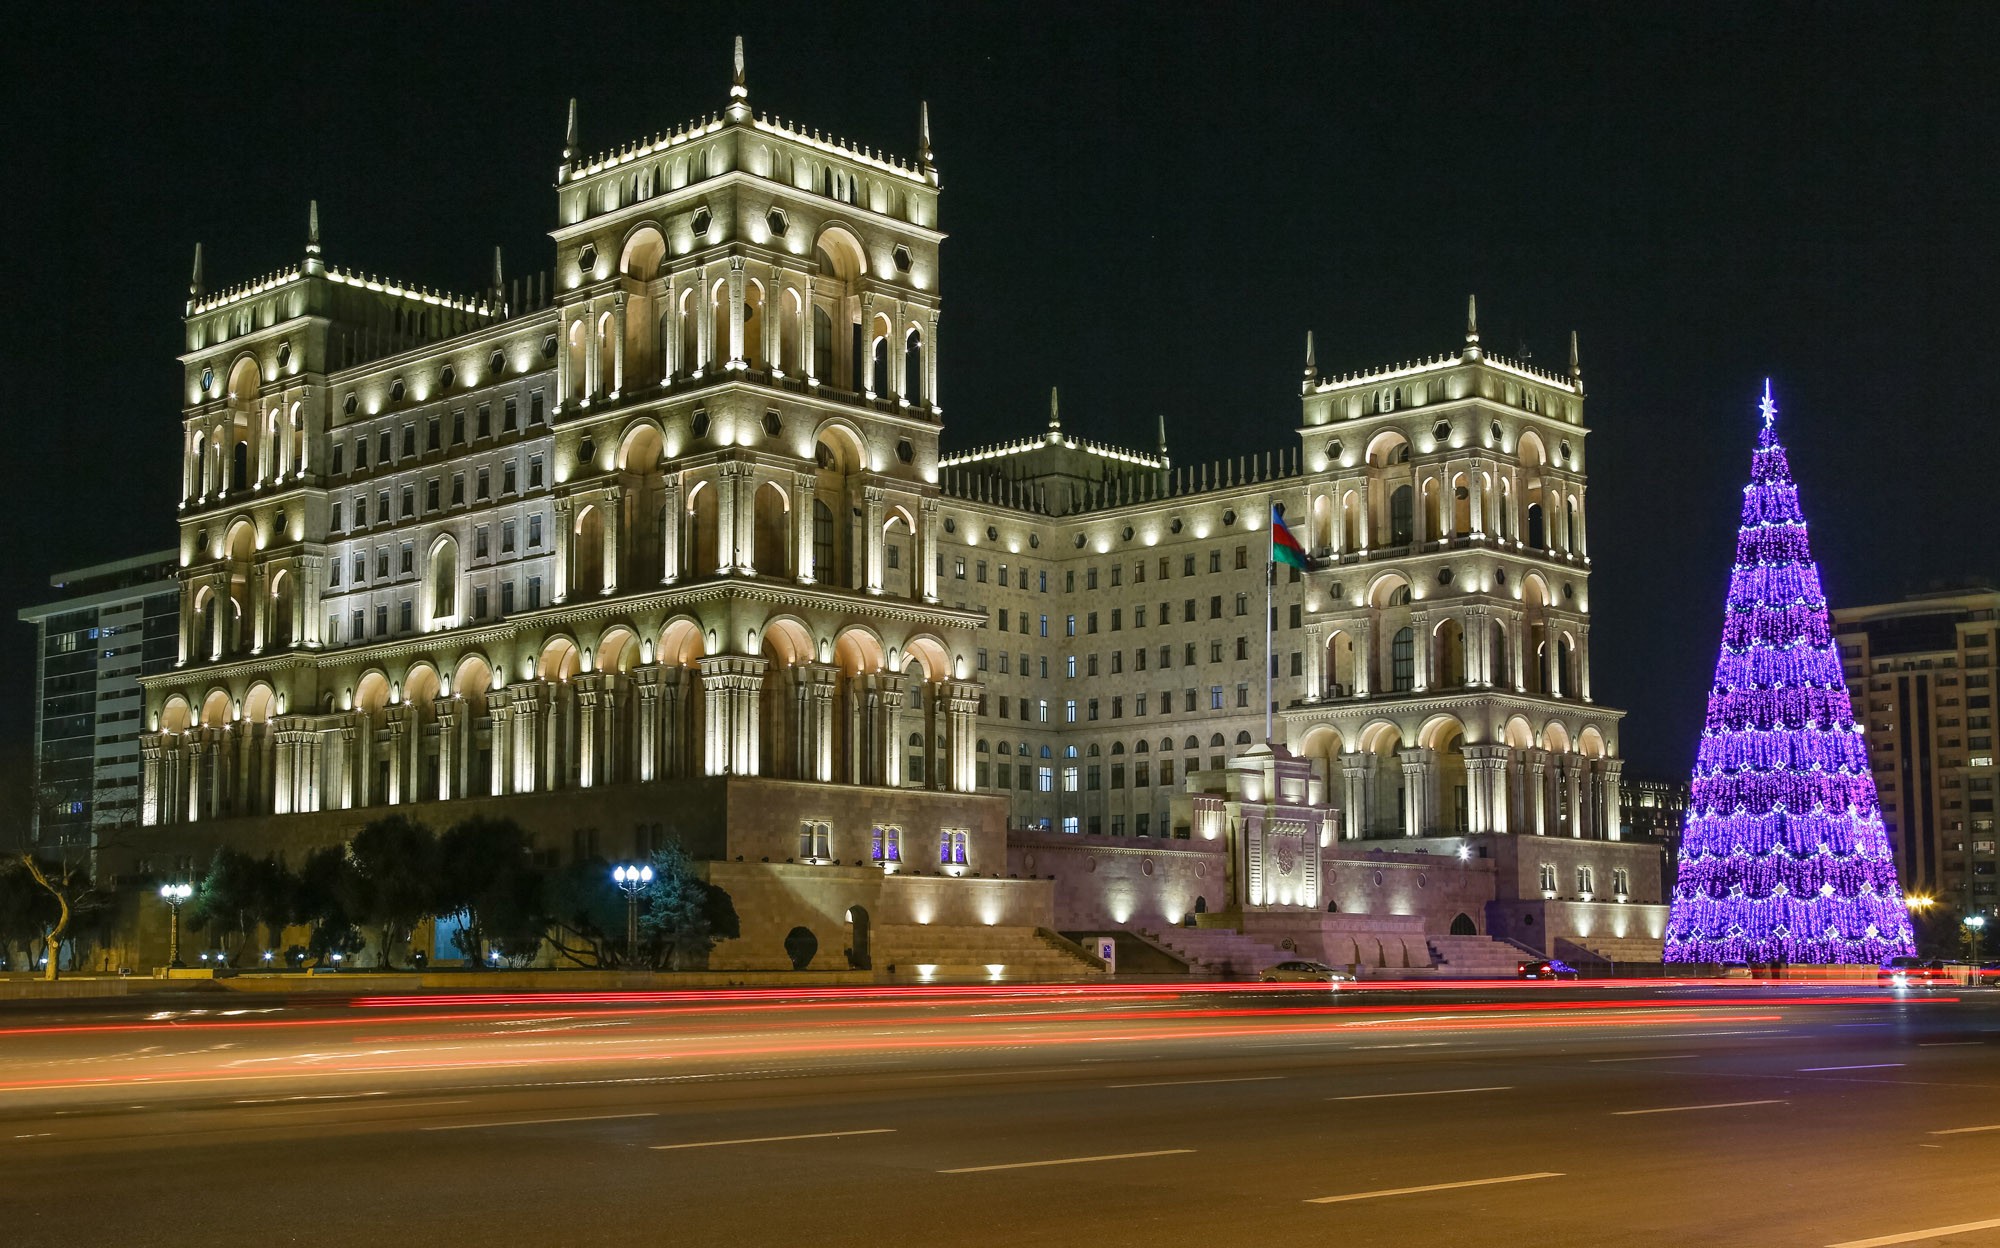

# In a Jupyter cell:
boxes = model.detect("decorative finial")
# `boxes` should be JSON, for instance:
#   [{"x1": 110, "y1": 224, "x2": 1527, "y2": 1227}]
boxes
[
  {"x1": 307, "y1": 199, "x2": 320, "y2": 254},
  {"x1": 492, "y1": 246, "x2": 505, "y2": 295},
  {"x1": 189, "y1": 242, "x2": 204, "y2": 300},
  {"x1": 728, "y1": 35, "x2": 749, "y2": 118},
  {"x1": 563, "y1": 97, "x2": 579, "y2": 160},
  {"x1": 1462, "y1": 294, "x2": 1482, "y2": 361},
  {"x1": 1569, "y1": 330, "x2": 1580, "y2": 376},
  {"x1": 920, "y1": 100, "x2": 934, "y2": 166},
  {"x1": 1303, "y1": 330, "x2": 1318, "y2": 386},
  {"x1": 1048, "y1": 386, "x2": 1061, "y2": 440},
  {"x1": 1157, "y1": 414, "x2": 1171, "y2": 468},
  {"x1": 1760, "y1": 378, "x2": 1777, "y2": 431}
]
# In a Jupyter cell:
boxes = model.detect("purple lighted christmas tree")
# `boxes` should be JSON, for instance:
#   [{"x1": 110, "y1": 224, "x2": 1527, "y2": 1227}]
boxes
[{"x1": 1664, "y1": 383, "x2": 1914, "y2": 965}]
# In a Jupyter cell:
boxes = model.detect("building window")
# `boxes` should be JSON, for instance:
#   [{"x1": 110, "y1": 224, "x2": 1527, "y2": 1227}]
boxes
[
  {"x1": 400, "y1": 486, "x2": 415, "y2": 518},
  {"x1": 504, "y1": 397, "x2": 519, "y2": 432},
  {"x1": 425, "y1": 479, "x2": 440, "y2": 512},
  {"x1": 528, "y1": 456, "x2": 544, "y2": 488},
  {"x1": 1539, "y1": 863, "x2": 1557, "y2": 894},
  {"x1": 871, "y1": 826, "x2": 901, "y2": 864},
  {"x1": 504, "y1": 461, "x2": 518, "y2": 494},
  {"x1": 527, "y1": 576, "x2": 542, "y2": 609},
  {"x1": 502, "y1": 520, "x2": 517, "y2": 553},
  {"x1": 397, "y1": 599, "x2": 412, "y2": 632},
  {"x1": 799, "y1": 821, "x2": 832, "y2": 861},
  {"x1": 528, "y1": 515, "x2": 543, "y2": 548},
  {"x1": 500, "y1": 581, "x2": 515, "y2": 615},
  {"x1": 1392, "y1": 627, "x2": 1415, "y2": 691}
]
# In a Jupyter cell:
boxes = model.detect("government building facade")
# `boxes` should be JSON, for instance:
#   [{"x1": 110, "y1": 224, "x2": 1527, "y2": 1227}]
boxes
[{"x1": 133, "y1": 45, "x2": 1664, "y2": 975}]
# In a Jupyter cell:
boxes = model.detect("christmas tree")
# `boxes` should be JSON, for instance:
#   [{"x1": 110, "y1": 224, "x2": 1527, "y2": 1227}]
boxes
[{"x1": 1664, "y1": 383, "x2": 1914, "y2": 965}]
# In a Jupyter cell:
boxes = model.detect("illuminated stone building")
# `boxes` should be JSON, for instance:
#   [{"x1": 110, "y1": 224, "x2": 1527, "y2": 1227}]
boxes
[{"x1": 135, "y1": 43, "x2": 1661, "y2": 970}]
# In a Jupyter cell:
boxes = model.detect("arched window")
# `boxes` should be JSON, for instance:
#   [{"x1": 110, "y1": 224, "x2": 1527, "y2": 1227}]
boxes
[
  {"x1": 1391, "y1": 627, "x2": 1415, "y2": 692},
  {"x1": 812, "y1": 498, "x2": 835, "y2": 578},
  {"x1": 812, "y1": 305, "x2": 833, "y2": 381},
  {"x1": 1527, "y1": 503, "x2": 1545, "y2": 550},
  {"x1": 1389, "y1": 485, "x2": 1414, "y2": 545},
  {"x1": 230, "y1": 440, "x2": 249, "y2": 492},
  {"x1": 904, "y1": 329, "x2": 924, "y2": 405}
]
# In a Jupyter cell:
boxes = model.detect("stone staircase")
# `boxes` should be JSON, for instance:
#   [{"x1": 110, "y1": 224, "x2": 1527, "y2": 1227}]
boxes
[
  {"x1": 1426, "y1": 934, "x2": 1534, "y2": 979},
  {"x1": 1138, "y1": 927, "x2": 1292, "y2": 979},
  {"x1": 873, "y1": 924, "x2": 1103, "y2": 983}
]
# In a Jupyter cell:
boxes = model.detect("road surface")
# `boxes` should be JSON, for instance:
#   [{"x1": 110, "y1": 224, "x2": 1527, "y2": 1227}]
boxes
[{"x1": 2, "y1": 980, "x2": 1997, "y2": 1247}]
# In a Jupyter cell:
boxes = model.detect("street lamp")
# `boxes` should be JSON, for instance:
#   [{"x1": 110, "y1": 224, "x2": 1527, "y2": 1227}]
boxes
[
  {"x1": 1906, "y1": 895, "x2": 1936, "y2": 912},
  {"x1": 1967, "y1": 914, "x2": 1988, "y2": 966},
  {"x1": 159, "y1": 882, "x2": 193, "y2": 969},
  {"x1": 612, "y1": 863, "x2": 655, "y2": 964}
]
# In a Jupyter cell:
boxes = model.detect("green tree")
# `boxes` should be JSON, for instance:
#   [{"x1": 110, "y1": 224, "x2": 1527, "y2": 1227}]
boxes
[
  {"x1": 295, "y1": 845, "x2": 364, "y2": 966},
  {"x1": 191, "y1": 848, "x2": 264, "y2": 966},
  {"x1": 543, "y1": 856, "x2": 623, "y2": 968},
  {"x1": 0, "y1": 860, "x2": 59, "y2": 971},
  {"x1": 346, "y1": 815, "x2": 439, "y2": 967},
  {"x1": 438, "y1": 817, "x2": 545, "y2": 966},
  {"x1": 639, "y1": 842, "x2": 739, "y2": 970}
]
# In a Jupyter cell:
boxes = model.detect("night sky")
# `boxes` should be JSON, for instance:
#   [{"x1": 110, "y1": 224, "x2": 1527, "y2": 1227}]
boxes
[{"x1": 5, "y1": 2, "x2": 1995, "y2": 779}]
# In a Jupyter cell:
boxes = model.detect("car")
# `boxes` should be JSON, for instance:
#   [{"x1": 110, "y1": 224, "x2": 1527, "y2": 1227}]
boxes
[
  {"x1": 1517, "y1": 959, "x2": 1580, "y2": 980},
  {"x1": 1260, "y1": 960, "x2": 1354, "y2": 984},
  {"x1": 1879, "y1": 956, "x2": 1953, "y2": 986}
]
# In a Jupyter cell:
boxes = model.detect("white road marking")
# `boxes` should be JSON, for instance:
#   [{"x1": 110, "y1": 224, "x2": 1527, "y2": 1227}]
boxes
[
  {"x1": 941, "y1": 1148, "x2": 1195, "y2": 1174},
  {"x1": 1589, "y1": 1054, "x2": 1699, "y2": 1063},
  {"x1": 1800, "y1": 1063, "x2": 1903, "y2": 1072},
  {"x1": 423, "y1": 1112, "x2": 658, "y2": 1131},
  {"x1": 1331, "y1": 1086, "x2": 1512, "y2": 1101},
  {"x1": 652, "y1": 1128, "x2": 895, "y2": 1151},
  {"x1": 1920, "y1": 1042, "x2": 1981, "y2": 1047},
  {"x1": 1613, "y1": 1099, "x2": 1786, "y2": 1116},
  {"x1": 1306, "y1": 1172, "x2": 1563, "y2": 1204},
  {"x1": 1929, "y1": 1124, "x2": 2000, "y2": 1136},
  {"x1": 1827, "y1": 1216, "x2": 2000, "y2": 1247},
  {"x1": 1108, "y1": 1076, "x2": 1284, "y2": 1089}
]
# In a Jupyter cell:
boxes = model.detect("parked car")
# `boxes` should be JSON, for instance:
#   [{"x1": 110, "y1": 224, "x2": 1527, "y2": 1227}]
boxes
[
  {"x1": 1260, "y1": 960, "x2": 1354, "y2": 984},
  {"x1": 1517, "y1": 959, "x2": 1579, "y2": 980},
  {"x1": 1878, "y1": 956, "x2": 1953, "y2": 986}
]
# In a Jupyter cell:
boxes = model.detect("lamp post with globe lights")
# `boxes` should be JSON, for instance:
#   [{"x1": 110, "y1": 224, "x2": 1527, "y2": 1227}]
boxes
[
  {"x1": 159, "y1": 882, "x2": 193, "y2": 969},
  {"x1": 613, "y1": 863, "x2": 654, "y2": 966},
  {"x1": 1967, "y1": 914, "x2": 1988, "y2": 968}
]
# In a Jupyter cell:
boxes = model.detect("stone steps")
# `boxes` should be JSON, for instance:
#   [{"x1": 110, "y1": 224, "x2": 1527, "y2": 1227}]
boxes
[
  {"x1": 1137, "y1": 927, "x2": 1291, "y2": 977},
  {"x1": 1426, "y1": 934, "x2": 1531, "y2": 978}
]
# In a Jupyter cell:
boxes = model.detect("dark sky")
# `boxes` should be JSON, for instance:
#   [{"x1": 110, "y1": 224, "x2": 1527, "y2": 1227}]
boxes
[{"x1": 5, "y1": 2, "x2": 1995, "y2": 778}]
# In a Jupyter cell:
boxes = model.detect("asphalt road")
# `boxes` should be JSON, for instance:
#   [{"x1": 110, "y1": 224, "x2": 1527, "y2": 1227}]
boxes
[{"x1": 4, "y1": 980, "x2": 1999, "y2": 1248}]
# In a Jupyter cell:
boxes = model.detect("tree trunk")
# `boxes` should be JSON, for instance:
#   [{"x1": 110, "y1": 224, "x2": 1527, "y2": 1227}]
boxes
[{"x1": 20, "y1": 856, "x2": 70, "y2": 983}]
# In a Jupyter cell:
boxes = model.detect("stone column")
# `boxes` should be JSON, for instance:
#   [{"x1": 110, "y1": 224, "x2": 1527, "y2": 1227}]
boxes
[
  {"x1": 1341, "y1": 754, "x2": 1371, "y2": 839},
  {"x1": 513, "y1": 686, "x2": 543, "y2": 793},
  {"x1": 1577, "y1": 625, "x2": 1594, "y2": 703},
  {"x1": 806, "y1": 664, "x2": 839, "y2": 782},
  {"x1": 658, "y1": 667, "x2": 687, "y2": 778},
  {"x1": 552, "y1": 494, "x2": 574, "y2": 603},
  {"x1": 575, "y1": 675, "x2": 603, "y2": 787},
  {"x1": 863, "y1": 487, "x2": 885, "y2": 595},
  {"x1": 1352, "y1": 618, "x2": 1373, "y2": 698},
  {"x1": 1410, "y1": 609, "x2": 1431, "y2": 692},
  {"x1": 599, "y1": 484, "x2": 623, "y2": 593},
  {"x1": 1565, "y1": 754, "x2": 1586, "y2": 838},
  {"x1": 383, "y1": 706, "x2": 409, "y2": 805},
  {"x1": 250, "y1": 565, "x2": 269, "y2": 653},
  {"x1": 1468, "y1": 459, "x2": 1486, "y2": 538},
  {"x1": 715, "y1": 464, "x2": 740, "y2": 575},
  {"x1": 800, "y1": 277, "x2": 818, "y2": 383},
  {"x1": 942, "y1": 680, "x2": 982, "y2": 792},
  {"x1": 695, "y1": 266, "x2": 714, "y2": 374},
  {"x1": 1525, "y1": 748, "x2": 1549, "y2": 835},
  {"x1": 697, "y1": 655, "x2": 767, "y2": 775},
  {"x1": 920, "y1": 497, "x2": 941, "y2": 603},
  {"x1": 556, "y1": 313, "x2": 573, "y2": 408},
  {"x1": 793, "y1": 472, "x2": 818, "y2": 584},
  {"x1": 887, "y1": 298, "x2": 908, "y2": 400},
  {"x1": 1302, "y1": 623, "x2": 1325, "y2": 702},
  {"x1": 141, "y1": 736, "x2": 164, "y2": 826},
  {"x1": 611, "y1": 292, "x2": 627, "y2": 396},
  {"x1": 1600, "y1": 757, "x2": 1625, "y2": 841},
  {"x1": 925, "y1": 308, "x2": 941, "y2": 408},
  {"x1": 660, "y1": 478, "x2": 681, "y2": 583},
  {"x1": 631, "y1": 667, "x2": 662, "y2": 781},
  {"x1": 858, "y1": 293, "x2": 877, "y2": 395},
  {"x1": 434, "y1": 698, "x2": 459, "y2": 802},
  {"x1": 584, "y1": 301, "x2": 602, "y2": 402},
  {"x1": 1401, "y1": 747, "x2": 1436, "y2": 836},
  {"x1": 726, "y1": 257, "x2": 747, "y2": 368},
  {"x1": 1574, "y1": 485, "x2": 1589, "y2": 560},
  {"x1": 1463, "y1": 743, "x2": 1511, "y2": 834},
  {"x1": 489, "y1": 691, "x2": 514, "y2": 796},
  {"x1": 733, "y1": 464, "x2": 756, "y2": 575}
]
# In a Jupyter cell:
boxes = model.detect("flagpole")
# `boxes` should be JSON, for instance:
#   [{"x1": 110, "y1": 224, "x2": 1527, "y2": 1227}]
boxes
[{"x1": 1264, "y1": 557, "x2": 1274, "y2": 744}]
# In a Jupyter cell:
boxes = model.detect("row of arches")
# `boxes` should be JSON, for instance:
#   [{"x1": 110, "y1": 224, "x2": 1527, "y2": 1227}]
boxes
[
  {"x1": 1292, "y1": 715, "x2": 1618, "y2": 841},
  {"x1": 185, "y1": 357, "x2": 309, "y2": 502},
  {"x1": 144, "y1": 618, "x2": 985, "y2": 826},
  {"x1": 1311, "y1": 571, "x2": 1586, "y2": 702},
  {"x1": 1303, "y1": 428, "x2": 1585, "y2": 559},
  {"x1": 562, "y1": 224, "x2": 934, "y2": 407}
]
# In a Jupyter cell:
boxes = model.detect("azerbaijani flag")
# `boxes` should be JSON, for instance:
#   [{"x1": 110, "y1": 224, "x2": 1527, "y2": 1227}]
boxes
[{"x1": 1271, "y1": 504, "x2": 1308, "y2": 569}]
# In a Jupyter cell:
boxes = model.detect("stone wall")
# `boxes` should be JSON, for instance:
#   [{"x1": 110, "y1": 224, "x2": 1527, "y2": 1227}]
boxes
[{"x1": 1005, "y1": 829, "x2": 1227, "y2": 930}]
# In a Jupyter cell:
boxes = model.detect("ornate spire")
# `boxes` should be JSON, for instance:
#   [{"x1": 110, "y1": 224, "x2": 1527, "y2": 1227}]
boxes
[
  {"x1": 919, "y1": 100, "x2": 934, "y2": 167},
  {"x1": 1302, "y1": 329, "x2": 1318, "y2": 393},
  {"x1": 1157, "y1": 414, "x2": 1171, "y2": 468},
  {"x1": 728, "y1": 36, "x2": 749, "y2": 119},
  {"x1": 307, "y1": 200, "x2": 320, "y2": 254},
  {"x1": 1760, "y1": 377, "x2": 1778, "y2": 431},
  {"x1": 1047, "y1": 387, "x2": 1063, "y2": 443},
  {"x1": 1462, "y1": 294, "x2": 1482, "y2": 361},
  {"x1": 491, "y1": 246, "x2": 506, "y2": 303},
  {"x1": 562, "y1": 97, "x2": 579, "y2": 160},
  {"x1": 186, "y1": 242, "x2": 204, "y2": 313}
]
